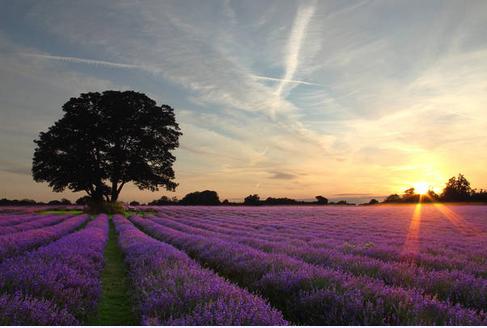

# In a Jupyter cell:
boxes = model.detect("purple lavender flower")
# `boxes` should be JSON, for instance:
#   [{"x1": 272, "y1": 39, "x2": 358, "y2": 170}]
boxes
[
  {"x1": 0, "y1": 291, "x2": 78, "y2": 325},
  {"x1": 0, "y1": 214, "x2": 89, "y2": 260},
  {"x1": 0, "y1": 215, "x2": 108, "y2": 323},
  {"x1": 0, "y1": 214, "x2": 69, "y2": 236},
  {"x1": 113, "y1": 215, "x2": 287, "y2": 325},
  {"x1": 0, "y1": 214, "x2": 41, "y2": 227},
  {"x1": 131, "y1": 213, "x2": 487, "y2": 325}
]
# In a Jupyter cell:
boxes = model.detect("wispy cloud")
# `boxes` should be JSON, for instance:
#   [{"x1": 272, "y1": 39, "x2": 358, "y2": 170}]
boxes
[{"x1": 275, "y1": 3, "x2": 316, "y2": 97}]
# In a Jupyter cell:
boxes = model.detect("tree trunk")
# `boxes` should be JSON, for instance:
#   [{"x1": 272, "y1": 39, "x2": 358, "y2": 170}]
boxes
[{"x1": 111, "y1": 181, "x2": 119, "y2": 203}]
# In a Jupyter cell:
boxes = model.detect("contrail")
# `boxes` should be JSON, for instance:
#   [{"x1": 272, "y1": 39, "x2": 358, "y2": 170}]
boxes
[
  {"x1": 252, "y1": 74, "x2": 321, "y2": 86},
  {"x1": 275, "y1": 3, "x2": 316, "y2": 96},
  {"x1": 21, "y1": 53, "x2": 145, "y2": 70}
]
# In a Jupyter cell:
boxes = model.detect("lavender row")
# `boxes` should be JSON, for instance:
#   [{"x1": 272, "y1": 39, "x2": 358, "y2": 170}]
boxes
[
  {"x1": 154, "y1": 215, "x2": 487, "y2": 313},
  {"x1": 158, "y1": 208, "x2": 487, "y2": 277},
  {"x1": 156, "y1": 206, "x2": 487, "y2": 259},
  {"x1": 0, "y1": 215, "x2": 109, "y2": 325},
  {"x1": 0, "y1": 215, "x2": 68, "y2": 236},
  {"x1": 113, "y1": 215, "x2": 286, "y2": 325},
  {"x1": 0, "y1": 214, "x2": 40, "y2": 227},
  {"x1": 0, "y1": 214, "x2": 89, "y2": 261},
  {"x1": 179, "y1": 206, "x2": 487, "y2": 257},
  {"x1": 132, "y1": 216, "x2": 486, "y2": 325},
  {"x1": 0, "y1": 292, "x2": 77, "y2": 325}
]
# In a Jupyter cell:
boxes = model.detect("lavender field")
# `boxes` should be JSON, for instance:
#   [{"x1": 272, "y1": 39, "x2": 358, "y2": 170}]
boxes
[{"x1": 1, "y1": 205, "x2": 487, "y2": 325}]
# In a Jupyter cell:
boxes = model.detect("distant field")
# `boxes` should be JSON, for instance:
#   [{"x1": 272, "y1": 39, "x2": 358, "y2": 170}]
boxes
[{"x1": 1, "y1": 205, "x2": 487, "y2": 325}]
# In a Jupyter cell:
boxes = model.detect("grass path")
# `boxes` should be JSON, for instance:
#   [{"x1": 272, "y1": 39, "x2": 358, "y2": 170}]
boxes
[{"x1": 91, "y1": 218, "x2": 137, "y2": 325}]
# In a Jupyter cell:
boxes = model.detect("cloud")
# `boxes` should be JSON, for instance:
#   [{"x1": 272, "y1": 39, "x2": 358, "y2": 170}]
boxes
[
  {"x1": 0, "y1": 160, "x2": 31, "y2": 176},
  {"x1": 268, "y1": 171, "x2": 298, "y2": 180},
  {"x1": 333, "y1": 193, "x2": 375, "y2": 197}
]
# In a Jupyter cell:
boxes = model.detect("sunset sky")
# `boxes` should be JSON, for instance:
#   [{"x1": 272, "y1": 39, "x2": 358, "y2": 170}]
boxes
[{"x1": 1, "y1": 0, "x2": 487, "y2": 203}]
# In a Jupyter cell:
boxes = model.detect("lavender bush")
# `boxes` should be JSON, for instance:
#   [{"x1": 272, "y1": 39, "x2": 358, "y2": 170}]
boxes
[
  {"x1": 150, "y1": 213, "x2": 487, "y2": 312},
  {"x1": 0, "y1": 214, "x2": 89, "y2": 260},
  {"x1": 0, "y1": 214, "x2": 108, "y2": 323},
  {"x1": 0, "y1": 214, "x2": 40, "y2": 227},
  {"x1": 113, "y1": 215, "x2": 287, "y2": 325},
  {"x1": 0, "y1": 292, "x2": 78, "y2": 325},
  {"x1": 0, "y1": 215, "x2": 68, "y2": 236},
  {"x1": 132, "y1": 213, "x2": 487, "y2": 325}
]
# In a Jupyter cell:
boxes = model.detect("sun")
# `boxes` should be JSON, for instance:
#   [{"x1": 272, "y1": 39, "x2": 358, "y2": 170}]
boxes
[{"x1": 414, "y1": 182, "x2": 429, "y2": 194}]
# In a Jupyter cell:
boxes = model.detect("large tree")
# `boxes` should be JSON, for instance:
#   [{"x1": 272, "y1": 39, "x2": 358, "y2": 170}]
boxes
[{"x1": 33, "y1": 90, "x2": 182, "y2": 203}]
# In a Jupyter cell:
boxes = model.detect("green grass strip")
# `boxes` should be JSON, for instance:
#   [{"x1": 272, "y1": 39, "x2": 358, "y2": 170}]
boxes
[{"x1": 90, "y1": 218, "x2": 137, "y2": 325}]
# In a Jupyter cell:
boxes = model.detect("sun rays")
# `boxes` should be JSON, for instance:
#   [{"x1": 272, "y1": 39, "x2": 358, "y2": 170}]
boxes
[
  {"x1": 401, "y1": 197, "x2": 423, "y2": 256},
  {"x1": 432, "y1": 203, "x2": 482, "y2": 236},
  {"x1": 402, "y1": 197, "x2": 483, "y2": 257}
]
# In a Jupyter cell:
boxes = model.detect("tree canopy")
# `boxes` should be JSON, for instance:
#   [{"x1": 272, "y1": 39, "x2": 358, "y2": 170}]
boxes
[
  {"x1": 441, "y1": 173, "x2": 472, "y2": 202},
  {"x1": 244, "y1": 194, "x2": 261, "y2": 206},
  {"x1": 315, "y1": 195, "x2": 328, "y2": 205},
  {"x1": 32, "y1": 90, "x2": 182, "y2": 203}
]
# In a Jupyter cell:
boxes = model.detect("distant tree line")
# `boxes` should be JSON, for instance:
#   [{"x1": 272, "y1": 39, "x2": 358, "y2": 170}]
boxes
[
  {"x1": 146, "y1": 193, "x2": 355, "y2": 206},
  {"x1": 0, "y1": 198, "x2": 74, "y2": 206},
  {"x1": 241, "y1": 194, "x2": 353, "y2": 206},
  {"x1": 3, "y1": 173, "x2": 485, "y2": 206},
  {"x1": 383, "y1": 174, "x2": 487, "y2": 204}
]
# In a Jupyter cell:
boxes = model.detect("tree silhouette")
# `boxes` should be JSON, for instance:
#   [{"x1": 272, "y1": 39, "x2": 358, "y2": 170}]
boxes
[
  {"x1": 401, "y1": 188, "x2": 419, "y2": 203},
  {"x1": 179, "y1": 190, "x2": 220, "y2": 205},
  {"x1": 383, "y1": 194, "x2": 401, "y2": 203},
  {"x1": 425, "y1": 190, "x2": 439, "y2": 202},
  {"x1": 263, "y1": 197, "x2": 298, "y2": 205},
  {"x1": 148, "y1": 196, "x2": 178, "y2": 206},
  {"x1": 244, "y1": 194, "x2": 261, "y2": 206},
  {"x1": 75, "y1": 196, "x2": 92, "y2": 206},
  {"x1": 441, "y1": 173, "x2": 472, "y2": 202},
  {"x1": 315, "y1": 195, "x2": 328, "y2": 205},
  {"x1": 404, "y1": 188, "x2": 415, "y2": 195},
  {"x1": 33, "y1": 91, "x2": 182, "y2": 203}
]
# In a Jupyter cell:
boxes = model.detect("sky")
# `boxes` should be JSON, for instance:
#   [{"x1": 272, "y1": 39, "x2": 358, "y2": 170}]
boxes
[{"x1": 0, "y1": 0, "x2": 487, "y2": 203}]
